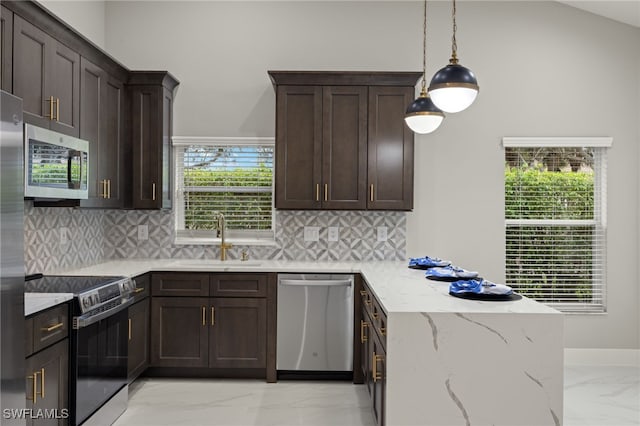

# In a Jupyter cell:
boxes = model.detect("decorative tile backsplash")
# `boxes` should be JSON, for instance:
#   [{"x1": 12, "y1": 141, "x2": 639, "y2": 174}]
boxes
[{"x1": 24, "y1": 202, "x2": 407, "y2": 273}]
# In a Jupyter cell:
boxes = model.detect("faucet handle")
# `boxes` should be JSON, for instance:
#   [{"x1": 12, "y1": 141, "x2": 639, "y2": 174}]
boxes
[{"x1": 241, "y1": 250, "x2": 249, "y2": 261}]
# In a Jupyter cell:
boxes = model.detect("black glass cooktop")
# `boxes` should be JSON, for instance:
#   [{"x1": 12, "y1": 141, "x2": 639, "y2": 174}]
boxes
[{"x1": 25, "y1": 274, "x2": 126, "y2": 295}]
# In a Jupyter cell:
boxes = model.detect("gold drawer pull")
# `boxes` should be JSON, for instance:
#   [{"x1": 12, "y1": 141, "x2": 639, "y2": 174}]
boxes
[
  {"x1": 128, "y1": 318, "x2": 132, "y2": 341},
  {"x1": 41, "y1": 322, "x2": 64, "y2": 332},
  {"x1": 107, "y1": 179, "x2": 111, "y2": 199},
  {"x1": 379, "y1": 327, "x2": 386, "y2": 336},
  {"x1": 370, "y1": 184, "x2": 374, "y2": 202},
  {"x1": 40, "y1": 368, "x2": 45, "y2": 398},
  {"x1": 359, "y1": 290, "x2": 367, "y2": 296},
  {"x1": 27, "y1": 371, "x2": 38, "y2": 403},
  {"x1": 101, "y1": 179, "x2": 108, "y2": 198},
  {"x1": 134, "y1": 287, "x2": 145, "y2": 293},
  {"x1": 372, "y1": 353, "x2": 383, "y2": 382},
  {"x1": 202, "y1": 306, "x2": 206, "y2": 326},
  {"x1": 152, "y1": 183, "x2": 156, "y2": 201},
  {"x1": 211, "y1": 306, "x2": 215, "y2": 326},
  {"x1": 360, "y1": 320, "x2": 368, "y2": 343},
  {"x1": 324, "y1": 183, "x2": 328, "y2": 201},
  {"x1": 316, "y1": 183, "x2": 320, "y2": 202}
]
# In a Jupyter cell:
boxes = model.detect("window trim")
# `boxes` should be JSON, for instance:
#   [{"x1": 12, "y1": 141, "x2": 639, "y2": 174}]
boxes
[
  {"x1": 502, "y1": 137, "x2": 611, "y2": 313},
  {"x1": 172, "y1": 136, "x2": 276, "y2": 246}
]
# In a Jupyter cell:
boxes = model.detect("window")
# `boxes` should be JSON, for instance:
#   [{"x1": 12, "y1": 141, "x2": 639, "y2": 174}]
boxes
[
  {"x1": 503, "y1": 137, "x2": 611, "y2": 313},
  {"x1": 173, "y1": 137, "x2": 275, "y2": 243}
]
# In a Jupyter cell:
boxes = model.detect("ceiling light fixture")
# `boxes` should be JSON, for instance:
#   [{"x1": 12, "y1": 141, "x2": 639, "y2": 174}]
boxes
[
  {"x1": 404, "y1": 0, "x2": 444, "y2": 135},
  {"x1": 428, "y1": 0, "x2": 479, "y2": 113}
]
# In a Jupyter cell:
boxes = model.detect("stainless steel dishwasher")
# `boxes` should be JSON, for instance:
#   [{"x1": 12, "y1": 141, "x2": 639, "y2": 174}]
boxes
[{"x1": 277, "y1": 273, "x2": 354, "y2": 377}]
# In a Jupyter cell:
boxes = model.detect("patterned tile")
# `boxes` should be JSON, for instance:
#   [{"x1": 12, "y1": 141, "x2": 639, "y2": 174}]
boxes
[{"x1": 24, "y1": 201, "x2": 407, "y2": 273}]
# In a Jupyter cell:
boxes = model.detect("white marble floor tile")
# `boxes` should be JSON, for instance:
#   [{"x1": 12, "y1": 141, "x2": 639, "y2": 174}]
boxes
[{"x1": 114, "y1": 366, "x2": 640, "y2": 426}]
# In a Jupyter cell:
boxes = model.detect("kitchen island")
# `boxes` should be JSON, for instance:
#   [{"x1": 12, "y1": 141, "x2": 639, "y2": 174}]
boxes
[{"x1": 56, "y1": 259, "x2": 563, "y2": 426}]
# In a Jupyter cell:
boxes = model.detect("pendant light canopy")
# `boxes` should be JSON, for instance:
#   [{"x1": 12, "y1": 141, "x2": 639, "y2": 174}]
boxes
[
  {"x1": 428, "y1": 0, "x2": 479, "y2": 113},
  {"x1": 404, "y1": 0, "x2": 444, "y2": 134}
]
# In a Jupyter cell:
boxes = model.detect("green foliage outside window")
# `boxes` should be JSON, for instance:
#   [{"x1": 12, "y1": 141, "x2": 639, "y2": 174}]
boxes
[
  {"x1": 183, "y1": 167, "x2": 273, "y2": 231},
  {"x1": 505, "y1": 166, "x2": 597, "y2": 303}
]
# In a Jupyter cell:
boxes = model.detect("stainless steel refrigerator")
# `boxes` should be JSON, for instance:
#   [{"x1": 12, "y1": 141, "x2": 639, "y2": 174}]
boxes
[{"x1": 1, "y1": 90, "x2": 26, "y2": 425}]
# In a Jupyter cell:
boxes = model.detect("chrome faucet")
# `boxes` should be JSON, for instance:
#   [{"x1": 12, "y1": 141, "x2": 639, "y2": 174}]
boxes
[{"x1": 216, "y1": 213, "x2": 232, "y2": 261}]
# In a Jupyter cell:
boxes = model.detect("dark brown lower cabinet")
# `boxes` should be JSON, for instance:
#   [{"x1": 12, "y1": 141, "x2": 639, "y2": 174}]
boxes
[
  {"x1": 128, "y1": 297, "x2": 150, "y2": 381},
  {"x1": 25, "y1": 339, "x2": 69, "y2": 426},
  {"x1": 360, "y1": 308, "x2": 372, "y2": 395},
  {"x1": 150, "y1": 296, "x2": 267, "y2": 370},
  {"x1": 209, "y1": 298, "x2": 267, "y2": 369},
  {"x1": 371, "y1": 331, "x2": 386, "y2": 426}
]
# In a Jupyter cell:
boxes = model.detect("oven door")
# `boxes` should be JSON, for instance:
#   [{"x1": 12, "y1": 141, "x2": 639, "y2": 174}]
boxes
[{"x1": 72, "y1": 303, "x2": 129, "y2": 425}]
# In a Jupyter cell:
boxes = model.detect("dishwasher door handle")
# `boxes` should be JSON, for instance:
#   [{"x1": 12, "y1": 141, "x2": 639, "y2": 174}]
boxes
[{"x1": 279, "y1": 279, "x2": 352, "y2": 287}]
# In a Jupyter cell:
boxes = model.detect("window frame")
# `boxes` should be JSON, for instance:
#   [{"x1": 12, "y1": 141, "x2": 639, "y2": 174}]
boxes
[
  {"x1": 502, "y1": 137, "x2": 612, "y2": 313},
  {"x1": 172, "y1": 136, "x2": 276, "y2": 246}
]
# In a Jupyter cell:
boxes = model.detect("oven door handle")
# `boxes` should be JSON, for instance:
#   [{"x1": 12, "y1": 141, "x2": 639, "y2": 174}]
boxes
[{"x1": 73, "y1": 297, "x2": 134, "y2": 329}]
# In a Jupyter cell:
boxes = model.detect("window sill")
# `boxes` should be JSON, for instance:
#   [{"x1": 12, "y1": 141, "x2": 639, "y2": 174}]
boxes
[{"x1": 173, "y1": 236, "x2": 277, "y2": 247}]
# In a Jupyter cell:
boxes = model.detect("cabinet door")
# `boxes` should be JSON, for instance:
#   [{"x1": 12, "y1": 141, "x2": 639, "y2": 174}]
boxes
[
  {"x1": 13, "y1": 15, "x2": 50, "y2": 128},
  {"x1": 48, "y1": 40, "x2": 79, "y2": 137},
  {"x1": 150, "y1": 297, "x2": 208, "y2": 368},
  {"x1": 371, "y1": 331, "x2": 386, "y2": 426},
  {"x1": 367, "y1": 86, "x2": 414, "y2": 210},
  {"x1": 0, "y1": 5, "x2": 12, "y2": 92},
  {"x1": 360, "y1": 308, "x2": 371, "y2": 395},
  {"x1": 322, "y1": 86, "x2": 367, "y2": 209},
  {"x1": 80, "y1": 59, "x2": 125, "y2": 208},
  {"x1": 79, "y1": 57, "x2": 105, "y2": 205},
  {"x1": 131, "y1": 85, "x2": 162, "y2": 209},
  {"x1": 128, "y1": 298, "x2": 149, "y2": 381},
  {"x1": 274, "y1": 85, "x2": 322, "y2": 209},
  {"x1": 25, "y1": 339, "x2": 69, "y2": 426},
  {"x1": 209, "y1": 298, "x2": 267, "y2": 369}
]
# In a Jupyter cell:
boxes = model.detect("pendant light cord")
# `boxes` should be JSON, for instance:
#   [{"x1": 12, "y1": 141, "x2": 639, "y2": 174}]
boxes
[
  {"x1": 420, "y1": 0, "x2": 428, "y2": 95},
  {"x1": 450, "y1": 0, "x2": 459, "y2": 63}
]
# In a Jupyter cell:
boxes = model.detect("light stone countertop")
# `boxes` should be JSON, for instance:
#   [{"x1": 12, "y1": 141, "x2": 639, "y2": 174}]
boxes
[
  {"x1": 54, "y1": 259, "x2": 560, "y2": 316},
  {"x1": 25, "y1": 293, "x2": 73, "y2": 317}
]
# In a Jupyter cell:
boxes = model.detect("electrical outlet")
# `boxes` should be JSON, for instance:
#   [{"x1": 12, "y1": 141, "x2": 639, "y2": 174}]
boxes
[
  {"x1": 377, "y1": 226, "x2": 388, "y2": 242},
  {"x1": 137, "y1": 224, "x2": 149, "y2": 241},
  {"x1": 328, "y1": 227, "x2": 339, "y2": 242},
  {"x1": 303, "y1": 226, "x2": 319, "y2": 242},
  {"x1": 59, "y1": 227, "x2": 68, "y2": 245}
]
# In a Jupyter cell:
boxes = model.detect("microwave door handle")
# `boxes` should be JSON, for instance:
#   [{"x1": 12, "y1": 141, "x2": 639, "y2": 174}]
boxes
[{"x1": 67, "y1": 150, "x2": 80, "y2": 189}]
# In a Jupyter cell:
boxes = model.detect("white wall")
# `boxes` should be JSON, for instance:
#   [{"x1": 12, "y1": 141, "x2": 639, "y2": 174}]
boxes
[
  {"x1": 52, "y1": 1, "x2": 640, "y2": 350},
  {"x1": 39, "y1": 0, "x2": 106, "y2": 49}
]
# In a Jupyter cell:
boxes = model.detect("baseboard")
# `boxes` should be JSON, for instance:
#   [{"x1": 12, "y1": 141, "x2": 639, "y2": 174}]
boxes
[{"x1": 564, "y1": 348, "x2": 640, "y2": 366}]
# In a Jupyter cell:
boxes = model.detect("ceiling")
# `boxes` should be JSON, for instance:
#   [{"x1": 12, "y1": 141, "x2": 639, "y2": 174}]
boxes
[{"x1": 557, "y1": 1, "x2": 640, "y2": 28}]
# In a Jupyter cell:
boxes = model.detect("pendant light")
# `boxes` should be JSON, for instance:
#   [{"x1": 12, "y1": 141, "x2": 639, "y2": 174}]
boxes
[
  {"x1": 405, "y1": 0, "x2": 444, "y2": 135},
  {"x1": 428, "y1": 0, "x2": 479, "y2": 113}
]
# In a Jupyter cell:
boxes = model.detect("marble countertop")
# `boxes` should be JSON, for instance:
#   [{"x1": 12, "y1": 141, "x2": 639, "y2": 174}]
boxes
[
  {"x1": 53, "y1": 259, "x2": 560, "y2": 316},
  {"x1": 25, "y1": 293, "x2": 73, "y2": 317}
]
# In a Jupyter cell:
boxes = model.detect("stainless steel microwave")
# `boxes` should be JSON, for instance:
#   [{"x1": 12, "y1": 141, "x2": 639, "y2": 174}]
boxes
[{"x1": 24, "y1": 124, "x2": 89, "y2": 199}]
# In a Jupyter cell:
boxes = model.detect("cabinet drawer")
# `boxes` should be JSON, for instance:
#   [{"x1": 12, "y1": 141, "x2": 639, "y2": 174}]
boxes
[
  {"x1": 132, "y1": 273, "x2": 151, "y2": 302},
  {"x1": 30, "y1": 304, "x2": 69, "y2": 355},
  {"x1": 152, "y1": 273, "x2": 210, "y2": 297},
  {"x1": 371, "y1": 298, "x2": 387, "y2": 349},
  {"x1": 210, "y1": 274, "x2": 267, "y2": 298}
]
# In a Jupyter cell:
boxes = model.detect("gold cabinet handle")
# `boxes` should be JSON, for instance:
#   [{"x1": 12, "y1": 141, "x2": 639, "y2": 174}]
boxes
[
  {"x1": 315, "y1": 184, "x2": 320, "y2": 202},
  {"x1": 202, "y1": 306, "x2": 206, "y2": 326},
  {"x1": 360, "y1": 320, "x2": 368, "y2": 343},
  {"x1": 134, "y1": 287, "x2": 145, "y2": 293},
  {"x1": 324, "y1": 183, "x2": 328, "y2": 201},
  {"x1": 100, "y1": 180, "x2": 107, "y2": 198},
  {"x1": 108, "y1": 179, "x2": 111, "y2": 199},
  {"x1": 41, "y1": 322, "x2": 63, "y2": 332},
  {"x1": 359, "y1": 290, "x2": 367, "y2": 296},
  {"x1": 128, "y1": 318, "x2": 132, "y2": 341},
  {"x1": 379, "y1": 327, "x2": 386, "y2": 336},
  {"x1": 152, "y1": 183, "x2": 156, "y2": 201},
  {"x1": 372, "y1": 353, "x2": 383, "y2": 382},
  {"x1": 211, "y1": 306, "x2": 215, "y2": 326},
  {"x1": 372, "y1": 311, "x2": 379, "y2": 320},
  {"x1": 45, "y1": 96, "x2": 54, "y2": 119},
  {"x1": 39, "y1": 368, "x2": 45, "y2": 399},
  {"x1": 27, "y1": 371, "x2": 38, "y2": 403},
  {"x1": 370, "y1": 184, "x2": 374, "y2": 202},
  {"x1": 55, "y1": 98, "x2": 60, "y2": 122}
]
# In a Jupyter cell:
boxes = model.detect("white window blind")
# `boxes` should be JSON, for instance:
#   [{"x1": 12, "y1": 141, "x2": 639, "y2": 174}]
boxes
[
  {"x1": 503, "y1": 137, "x2": 610, "y2": 313},
  {"x1": 173, "y1": 137, "x2": 274, "y2": 242}
]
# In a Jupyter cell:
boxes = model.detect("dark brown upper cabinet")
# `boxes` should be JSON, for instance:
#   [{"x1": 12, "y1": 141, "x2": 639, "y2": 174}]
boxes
[
  {"x1": 128, "y1": 71, "x2": 179, "y2": 210},
  {"x1": 1, "y1": 6, "x2": 13, "y2": 92},
  {"x1": 269, "y1": 71, "x2": 421, "y2": 211},
  {"x1": 13, "y1": 14, "x2": 80, "y2": 137},
  {"x1": 80, "y1": 57, "x2": 128, "y2": 208}
]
